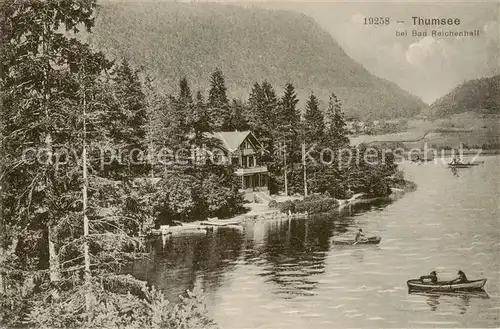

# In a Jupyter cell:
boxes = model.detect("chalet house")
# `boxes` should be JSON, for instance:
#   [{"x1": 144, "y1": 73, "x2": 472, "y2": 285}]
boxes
[{"x1": 208, "y1": 131, "x2": 269, "y2": 193}]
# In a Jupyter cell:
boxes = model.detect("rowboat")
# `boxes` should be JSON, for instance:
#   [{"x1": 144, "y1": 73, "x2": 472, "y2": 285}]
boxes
[
  {"x1": 332, "y1": 236, "x2": 381, "y2": 245},
  {"x1": 447, "y1": 161, "x2": 483, "y2": 168},
  {"x1": 151, "y1": 224, "x2": 209, "y2": 236},
  {"x1": 407, "y1": 278, "x2": 487, "y2": 292}
]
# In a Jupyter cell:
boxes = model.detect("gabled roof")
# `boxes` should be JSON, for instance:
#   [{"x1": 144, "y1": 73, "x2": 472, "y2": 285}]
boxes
[{"x1": 208, "y1": 130, "x2": 263, "y2": 153}]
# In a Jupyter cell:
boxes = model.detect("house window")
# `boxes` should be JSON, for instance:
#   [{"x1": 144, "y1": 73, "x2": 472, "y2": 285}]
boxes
[
  {"x1": 244, "y1": 155, "x2": 256, "y2": 168},
  {"x1": 243, "y1": 140, "x2": 253, "y2": 149},
  {"x1": 232, "y1": 157, "x2": 239, "y2": 166},
  {"x1": 212, "y1": 149, "x2": 226, "y2": 165}
]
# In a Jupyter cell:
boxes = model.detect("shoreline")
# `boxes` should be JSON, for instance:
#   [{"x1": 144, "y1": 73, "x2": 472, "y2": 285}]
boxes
[
  {"x1": 151, "y1": 184, "x2": 413, "y2": 237},
  {"x1": 403, "y1": 149, "x2": 500, "y2": 157}
]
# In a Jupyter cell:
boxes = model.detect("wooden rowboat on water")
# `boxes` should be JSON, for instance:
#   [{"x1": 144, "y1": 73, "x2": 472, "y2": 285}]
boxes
[
  {"x1": 407, "y1": 278, "x2": 487, "y2": 292},
  {"x1": 332, "y1": 236, "x2": 381, "y2": 245}
]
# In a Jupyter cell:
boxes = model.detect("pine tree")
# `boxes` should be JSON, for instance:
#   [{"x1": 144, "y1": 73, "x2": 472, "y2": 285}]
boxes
[
  {"x1": 277, "y1": 83, "x2": 300, "y2": 156},
  {"x1": 113, "y1": 59, "x2": 147, "y2": 145},
  {"x1": 0, "y1": 1, "x2": 167, "y2": 325},
  {"x1": 246, "y1": 81, "x2": 282, "y2": 193},
  {"x1": 186, "y1": 90, "x2": 215, "y2": 157},
  {"x1": 175, "y1": 76, "x2": 193, "y2": 133},
  {"x1": 141, "y1": 74, "x2": 164, "y2": 177},
  {"x1": 228, "y1": 99, "x2": 249, "y2": 131},
  {"x1": 208, "y1": 68, "x2": 229, "y2": 105},
  {"x1": 261, "y1": 80, "x2": 279, "y2": 133},
  {"x1": 207, "y1": 68, "x2": 230, "y2": 131},
  {"x1": 193, "y1": 91, "x2": 211, "y2": 136},
  {"x1": 178, "y1": 76, "x2": 193, "y2": 105},
  {"x1": 276, "y1": 83, "x2": 301, "y2": 194},
  {"x1": 279, "y1": 83, "x2": 300, "y2": 128},
  {"x1": 303, "y1": 92, "x2": 325, "y2": 145},
  {"x1": 0, "y1": 0, "x2": 111, "y2": 286},
  {"x1": 111, "y1": 59, "x2": 148, "y2": 177},
  {"x1": 325, "y1": 93, "x2": 350, "y2": 148},
  {"x1": 247, "y1": 82, "x2": 264, "y2": 133},
  {"x1": 247, "y1": 81, "x2": 279, "y2": 150},
  {"x1": 163, "y1": 96, "x2": 188, "y2": 150}
]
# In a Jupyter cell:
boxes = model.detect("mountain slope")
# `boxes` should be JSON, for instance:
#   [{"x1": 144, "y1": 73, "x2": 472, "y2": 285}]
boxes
[
  {"x1": 428, "y1": 75, "x2": 500, "y2": 117},
  {"x1": 92, "y1": 2, "x2": 426, "y2": 119}
]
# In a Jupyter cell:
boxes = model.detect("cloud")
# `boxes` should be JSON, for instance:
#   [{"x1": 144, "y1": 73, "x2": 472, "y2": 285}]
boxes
[
  {"x1": 248, "y1": 1, "x2": 498, "y2": 103},
  {"x1": 405, "y1": 37, "x2": 450, "y2": 66},
  {"x1": 483, "y1": 20, "x2": 498, "y2": 36}
]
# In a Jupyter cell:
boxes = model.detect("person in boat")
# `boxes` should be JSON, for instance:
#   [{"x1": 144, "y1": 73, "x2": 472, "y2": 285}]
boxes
[
  {"x1": 451, "y1": 270, "x2": 468, "y2": 284},
  {"x1": 451, "y1": 155, "x2": 465, "y2": 165},
  {"x1": 354, "y1": 228, "x2": 366, "y2": 242},
  {"x1": 420, "y1": 270, "x2": 438, "y2": 284}
]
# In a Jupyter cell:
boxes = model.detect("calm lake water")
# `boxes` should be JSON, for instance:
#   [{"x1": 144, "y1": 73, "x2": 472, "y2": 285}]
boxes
[{"x1": 130, "y1": 155, "x2": 500, "y2": 328}]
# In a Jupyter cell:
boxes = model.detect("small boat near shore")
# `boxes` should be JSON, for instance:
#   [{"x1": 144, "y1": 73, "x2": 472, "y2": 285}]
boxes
[
  {"x1": 150, "y1": 218, "x2": 244, "y2": 237},
  {"x1": 200, "y1": 220, "x2": 241, "y2": 227},
  {"x1": 332, "y1": 236, "x2": 381, "y2": 245},
  {"x1": 407, "y1": 278, "x2": 487, "y2": 292},
  {"x1": 447, "y1": 161, "x2": 483, "y2": 168}
]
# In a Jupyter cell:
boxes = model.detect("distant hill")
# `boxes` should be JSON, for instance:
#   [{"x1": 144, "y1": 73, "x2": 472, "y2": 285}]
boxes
[
  {"x1": 428, "y1": 75, "x2": 500, "y2": 118},
  {"x1": 91, "y1": 2, "x2": 426, "y2": 119}
]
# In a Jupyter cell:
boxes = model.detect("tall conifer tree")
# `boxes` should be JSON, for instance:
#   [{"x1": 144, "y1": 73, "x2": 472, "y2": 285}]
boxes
[
  {"x1": 325, "y1": 92, "x2": 350, "y2": 148},
  {"x1": 207, "y1": 68, "x2": 231, "y2": 131},
  {"x1": 278, "y1": 83, "x2": 300, "y2": 156},
  {"x1": 228, "y1": 99, "x2": 249, "y2": 131},
  {"x1": 303, "y1": 93, "x2": 325, "y2": 145}
]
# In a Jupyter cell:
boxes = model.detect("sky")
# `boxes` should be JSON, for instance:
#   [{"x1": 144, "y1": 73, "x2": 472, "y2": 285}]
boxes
[{"x1": 103, "y1": 1, "x2": 499, "y2": 104}]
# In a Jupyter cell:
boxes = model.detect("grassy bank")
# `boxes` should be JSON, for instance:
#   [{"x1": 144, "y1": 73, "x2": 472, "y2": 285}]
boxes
[
  {"x1": 351, "y1": 112, "x2": 500, "y2": 150},
  {"x1": 265, "y1": 179, "x2": 415, "y2": 217}
]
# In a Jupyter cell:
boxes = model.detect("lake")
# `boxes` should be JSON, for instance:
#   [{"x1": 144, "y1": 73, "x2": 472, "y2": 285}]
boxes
[{"x1": 129, "y1": 155, "x2": 500, "y2": 328}]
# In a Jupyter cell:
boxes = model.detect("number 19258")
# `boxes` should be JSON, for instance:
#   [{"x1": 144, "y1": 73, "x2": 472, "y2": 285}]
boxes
[{"x1": 364, "y1": 17, "x2": 390, "y2": 25}]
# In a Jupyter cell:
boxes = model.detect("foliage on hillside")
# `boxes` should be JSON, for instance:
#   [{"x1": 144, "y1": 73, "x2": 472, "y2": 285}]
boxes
[
  {"x1": 0, "y1": 1, "x2": 224, "y2": 327},
  {"x1": 429, "y1": 75, "x2": 500, "y2": 117},
  {"x1": 90, "y1": 2, "x2": 425, "y2": 120}
]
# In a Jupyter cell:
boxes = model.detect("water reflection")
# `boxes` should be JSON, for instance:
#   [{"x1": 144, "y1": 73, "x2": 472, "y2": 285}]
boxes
[
  {"x1": 410, "y1": 290, "x2": 490, "y2": 314},
  {"x1": 350, "y1": 248, "x2": 367, "y2": 263},
  {"x1": 258, "y1": 216, "x2": 333, "y2": 298},
  {"x1": 426, "y1": 294, "x2": 440, "y2": 311},
  {"x1": 449, "y1": 166, "x2": 460, "y2": 177},
  {"x1": 130, "y1": 200, "x2": 392, "y2": 302},
  {"x1": 128, "y1": 157, "x2": 500, "y2": 328},
  {"x1": 129, "y1": 229, "x2": 244, "y2": 302}
]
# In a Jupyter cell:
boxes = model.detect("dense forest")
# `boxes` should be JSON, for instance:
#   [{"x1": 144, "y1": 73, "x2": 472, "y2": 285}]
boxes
[
  {"x1": 89, "y1": 2, "x2": 426, "y2": 120},
  {"x1": 428, "y1": 75, "x2": 500, "y2": 117},
  {"x1": 0, "y1": 1, "x2": 402, "y2": 327}
]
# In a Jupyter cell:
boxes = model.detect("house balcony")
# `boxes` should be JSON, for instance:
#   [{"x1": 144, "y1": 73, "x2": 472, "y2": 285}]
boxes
[
  {"x1": 241, "y1": 148, "x2": 256, "y2": 156},
  {"x1": 235, "y1": 166, "x2": 268, "y2": 176}
]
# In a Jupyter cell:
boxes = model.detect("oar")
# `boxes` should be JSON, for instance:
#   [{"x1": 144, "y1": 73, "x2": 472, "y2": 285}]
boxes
[{"x1": 353, "y1": 237, "x2": 367, "y2": 245}]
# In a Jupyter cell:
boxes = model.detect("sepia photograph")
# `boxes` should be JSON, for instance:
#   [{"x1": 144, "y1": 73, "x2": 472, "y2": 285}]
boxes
[{"x1": 0, "y1": 0, "x2": 499, "y2": 328}]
